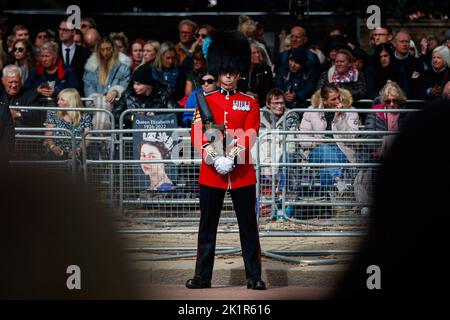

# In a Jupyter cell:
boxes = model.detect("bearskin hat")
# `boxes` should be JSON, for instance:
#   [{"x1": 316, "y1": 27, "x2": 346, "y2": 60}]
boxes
[{"x1": 206, "y1": 30, "x2": 251, "y2": 78}]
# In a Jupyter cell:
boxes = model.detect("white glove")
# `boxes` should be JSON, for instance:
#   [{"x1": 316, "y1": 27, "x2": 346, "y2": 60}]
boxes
[{"x1": 214, "y1": 156, "x2": 235, "y2": 175}]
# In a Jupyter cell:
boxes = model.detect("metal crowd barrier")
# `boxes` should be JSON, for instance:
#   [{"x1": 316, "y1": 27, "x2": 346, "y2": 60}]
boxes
[
  {"x1": 12, "y1": 127, "x2": 77, "y2": 178},
  {"x1": 11, "y1": 104, "x2": 424, "y2": 264}
]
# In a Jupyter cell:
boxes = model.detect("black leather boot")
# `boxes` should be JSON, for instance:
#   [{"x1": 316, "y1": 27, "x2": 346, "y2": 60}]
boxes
[
  {"x1": 185, "y1": 275, "x2": 212, "y2": 289},
  {"x1": 247, "y1": 277, "x2": 266, "y2": 290}
]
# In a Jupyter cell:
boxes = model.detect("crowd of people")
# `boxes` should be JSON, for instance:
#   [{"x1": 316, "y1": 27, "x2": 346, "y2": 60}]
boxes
[{"x1": 1, "y1": 15, "x2": 450, "y2": 164}]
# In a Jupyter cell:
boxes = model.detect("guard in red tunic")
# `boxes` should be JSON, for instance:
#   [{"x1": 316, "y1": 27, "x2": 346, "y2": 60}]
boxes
[{"x1": 186, "y1": 31, "x2": 266, "y2": 290}]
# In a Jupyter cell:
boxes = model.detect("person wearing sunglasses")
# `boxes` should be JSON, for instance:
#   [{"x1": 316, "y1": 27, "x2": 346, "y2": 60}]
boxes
[
  {"x1": 195, "y1": 24, "x2": 214, "y2": 48},
  {"x1": 182, "y1": 69, "x2": 217, "y2": 127},
  {"x1": 11, "y1": 39, "x2": 34, "y2": 85},
  {"x1": 34, "y1": 30, "x2": 50, "y2": 50},
  {"x1": 363, "y1": 80, "x2": 407, "y2": 160}
]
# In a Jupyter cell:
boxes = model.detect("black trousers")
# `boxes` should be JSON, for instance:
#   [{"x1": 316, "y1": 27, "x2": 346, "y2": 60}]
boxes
[{"x1": 195, "y1": 184, "x2": 262, "y2": 280}]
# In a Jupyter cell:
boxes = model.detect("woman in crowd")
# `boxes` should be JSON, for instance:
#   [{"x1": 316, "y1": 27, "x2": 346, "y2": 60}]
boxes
[
  {"x1": 195, "y1": 24, "x2": 214, "y2": 48},
  {"x1": 11, "y1": 39, "x2": 35, "y2": 84},
  {"x1": 25, "y1": 41, "x2": 78, "y2": 99},
  {"x1": 317, "y1": 49, "x2": 366, "y2": 100},
  {"x1": 44, "y1": 88, "x2": 92, "y2": 159},
  {"x1": 184, "y1": 46, "x2": 207, "y2": 97},
  {"x1": 321, "y1": 35, "x2": 351, "y2": 71},
  {"x1": 365, "y1": 43, "x2": 408, "y2": 99},
  {"x1": 182, "y1": 70, "x2": 217, "y2": 127},
  {"x1": 112, "y1": 63, "x2": 179, "y2": 128},
  {"x1": 152, "y1": 41, "x2": 187, "y2": 101},
  {"x1": 109, "y1": 32, "x2": 129, "y2": 55},
  {"x1": 83, "y1": 37, "x2": 131, "y2": 129},
  {"x1": 300, "y1": 84, "x2": 359, "y2": 190},
  {"x1": 129, "y1": 39, "x2": 145, "y2": 71},
  {"x1": 141, "y1": 40, "x2": 160, "y2": 67},
  {"x1": 419, "y1": 45, "x2": 450, "y2": 100},
  {"x1": 364, "y1": 80, "x2": 407, "y2": 160},
  {"x1": 239, "y1": 40, "x2": 273, "y2": 107}
]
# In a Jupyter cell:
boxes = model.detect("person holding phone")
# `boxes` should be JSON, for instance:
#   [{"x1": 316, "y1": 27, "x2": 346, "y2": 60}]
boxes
[
  {"x1": 275, "y1": 47, "x2": 317, "y2": 109},
  {"x1": 25, "y1": 41, "x2": 79, "y2": 99}
]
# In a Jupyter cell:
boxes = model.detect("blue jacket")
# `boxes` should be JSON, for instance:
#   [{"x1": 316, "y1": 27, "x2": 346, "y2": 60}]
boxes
[
  {"x1": 83, "y1": 52, "x2": 132, "y2": 98},
  {"x1": 25, "y1": 59, "x2": 79, "y2": 98},
  {"x1": 275, "y1": 66, "x2": 317, "y2": 109},
  {"x1": 182, "y1": 87, "x2": 220, "y2": 127},
  {"x1": 275, "y1": 49, "x2": 321, "y2": 84}
]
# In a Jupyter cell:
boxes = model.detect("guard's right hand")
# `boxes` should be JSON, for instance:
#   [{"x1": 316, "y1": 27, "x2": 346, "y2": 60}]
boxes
[{"x1": 214, "y1": 156, "x2": 234, "y2": 175}]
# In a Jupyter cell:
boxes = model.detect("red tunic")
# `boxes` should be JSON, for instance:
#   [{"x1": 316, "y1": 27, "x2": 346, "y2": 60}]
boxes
[{"x1": 191, "y1": 89, "x2": 260, "y2": 190}]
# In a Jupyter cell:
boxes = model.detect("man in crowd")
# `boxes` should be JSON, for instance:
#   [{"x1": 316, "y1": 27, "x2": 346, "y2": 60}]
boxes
[
  {"x1": 275, "y1": 25, "x2": 321, "y2": 92},
  {"x1": 176, "y1": 19, "x2": 198, "y2": 67},
  {"x1": 275, "y1": 48, "x2": 316, "y2": 109},
  {"x1": 12, "y1": 24, "x2": 30, "y2": 42},
  {"x1": 393, "y1": 30, "x2": 425, "y2": 99},
  {"x1": 1, "y1": 65, "x2": 40, "y2": 127},
  {"x1": 371, "y1": 25, "x2": 393, "y2": 47},
  {"x1": 84, "y1": 28, "x2": 100, "y2": 52},
  {"x1": 58, "y1": 20, "x2": 91, "y2": 96}
]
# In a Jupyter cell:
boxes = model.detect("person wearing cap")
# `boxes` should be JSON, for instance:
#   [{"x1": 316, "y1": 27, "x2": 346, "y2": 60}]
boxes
[
  {"x1": 112, "y1": 63, "x2": 179, "y2": 128},
  {"x1": 187, "y1": 30, "x2": 266, "y2": 290},
  {"x1": 275, "y1": 47, "x2": 317, "y2": 109}
]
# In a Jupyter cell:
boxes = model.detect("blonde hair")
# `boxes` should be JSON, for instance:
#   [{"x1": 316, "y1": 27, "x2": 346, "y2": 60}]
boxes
[
  {"x1": 310, "y1": 87, "x2": 353, "y2": 109},
  {"x1": 153, "y1": 41, "x2": 178, "y2": 72},
  {"x1": 238, "y1": 15, "x2": 257, "y2": 39},
  {"x1": 139, "y1": 40, "x2": 161, "y2": 68},
  {"x1": 40, "y1": 41, "x2": 59, "y2": 60},
  {"x1": 57, "y1": 88, "x2": 83, "y2": 125},
  {"x1": 178, "y1": 19, "x2": 198, "y2": 32},
  {"x1": 379, "y1": 80, "x2": 407, "y2": 103},
  {"x1": 144, "y1": 40, "x2": 160, "y2": 53},
  {"x1": 95, "y1": 38, "x2": 119, "y2": 87}
]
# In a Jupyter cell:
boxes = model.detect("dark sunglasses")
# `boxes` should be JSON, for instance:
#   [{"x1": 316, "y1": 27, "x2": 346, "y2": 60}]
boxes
[
  {"x1": 13, "y1": 47, "x2": 25, "y2": 52},
  {"x1": 196, "y1": 33, "x2": 207, "y2": 39},
  {"x1": 385, "y1": 99, "x2": 399, "y2": 105},
  {"x1": 201, "y1": 78, "x2": 215, "y2": 85},
  {"x1": 37, "y1": 34, "x2": 48, "y2": 39}
]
